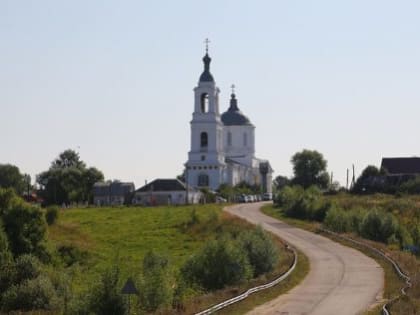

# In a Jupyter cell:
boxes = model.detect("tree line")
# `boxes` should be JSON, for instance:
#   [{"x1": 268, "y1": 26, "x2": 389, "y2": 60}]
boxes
[{"x1": 0, "y1": 149, "x2": 104, "y2": 206}]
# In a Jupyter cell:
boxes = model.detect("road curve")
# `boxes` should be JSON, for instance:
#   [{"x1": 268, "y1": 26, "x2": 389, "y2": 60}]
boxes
[{"x1": 225, "y1": 202, "x2": 384, "y2": 315}]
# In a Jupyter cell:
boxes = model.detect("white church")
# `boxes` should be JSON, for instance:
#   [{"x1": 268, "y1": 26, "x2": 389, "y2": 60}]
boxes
[{"x1": 185, "y1": 48, "x2": 273, "y2": 193}]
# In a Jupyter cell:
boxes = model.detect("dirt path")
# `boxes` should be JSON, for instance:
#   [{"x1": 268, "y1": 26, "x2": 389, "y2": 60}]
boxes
[{"x1": 225, "y1": 202, "x2": 384, "y2": 315}]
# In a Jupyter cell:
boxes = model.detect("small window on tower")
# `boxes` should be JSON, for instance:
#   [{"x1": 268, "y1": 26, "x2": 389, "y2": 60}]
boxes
[
  {"x1": 227, "y1": 132, "x2": 232, "y2": 146},
  {"x1": 243, "y1": 133, "x2": 248, "y2": 146},
  {"x1": 201, "y1": 93, "x2": 209, "y2": 113},
  {"x1": 200, "y1": 132, "x2": 208, "y2": 148}
]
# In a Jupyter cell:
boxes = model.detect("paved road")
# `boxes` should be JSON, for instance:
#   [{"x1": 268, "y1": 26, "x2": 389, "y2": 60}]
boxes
[{"x1": 225, "y1": 202, "x2": 384, "y2": 315}]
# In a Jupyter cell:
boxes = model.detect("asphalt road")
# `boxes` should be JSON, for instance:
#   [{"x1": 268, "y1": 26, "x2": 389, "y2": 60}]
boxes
[{"x1": 225, "y1": 202, "x2": 384, "y2": 315}]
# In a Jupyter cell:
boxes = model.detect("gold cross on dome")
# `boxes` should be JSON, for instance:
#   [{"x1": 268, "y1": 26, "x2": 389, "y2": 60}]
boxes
[{"x1": 204, "y1": 38, "x2": 210, "y2": 53}]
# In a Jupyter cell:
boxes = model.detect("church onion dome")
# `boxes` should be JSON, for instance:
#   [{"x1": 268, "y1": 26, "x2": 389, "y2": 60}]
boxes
[
  {"x1": 199, "y1": 53, "x2": 215, "y2": 82},
  {"x1": 221, "y1": 93, "x2": 253, "y2": 126}
]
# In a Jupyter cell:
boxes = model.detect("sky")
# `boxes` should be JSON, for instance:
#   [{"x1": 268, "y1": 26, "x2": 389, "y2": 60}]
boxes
[{"x1": 1, "y1": 0, "x2": 420, "y2": 188}]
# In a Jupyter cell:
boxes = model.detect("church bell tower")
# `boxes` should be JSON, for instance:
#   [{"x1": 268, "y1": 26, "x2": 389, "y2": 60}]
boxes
[{"x1": 185, "y1": 41, "x2": 226, "y2": 191}]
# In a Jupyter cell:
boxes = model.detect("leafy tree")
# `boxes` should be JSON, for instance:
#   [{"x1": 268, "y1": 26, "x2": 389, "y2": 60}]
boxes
[
  {"x1": 218, "y1": 183, "x2": 234, "y2": 200},
  {"x1": 352, "y1": 165, "x2": 385, "y2": 194},
  {"x1": 0, "y1": 164, "x2": 26, "y2": 195},
  {"x1": 273, "y1": 175, "x2": 290, "y2": 192},
  {"x1": 138, "y1": 251, "x2": 172, "y2": 312},
  {"x1": 291, "y1": 150, "x2": 329, "y2": 189},
  {"x1": 37, "y1": 149, "x2": 104, "y2": 205}
]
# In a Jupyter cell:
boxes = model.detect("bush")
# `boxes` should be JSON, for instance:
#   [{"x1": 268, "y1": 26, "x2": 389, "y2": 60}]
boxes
[
  {"x1": 45, "y1": 206, "x2": 59, "y2": 225},
  {"x1": 324, "y1": 206, "x2": 351, "y2": 233},
  {"x1": 360, "y1": 210, "x2": 400, "y2": 243},
  {"x1": 399, "y1": 176, "x2": 420, "y2": 194},
  {"x1": 57, "y1": 244, "x2": 89, "y2": 267},
  {"x1": 1, "y1": 197, "x2": 47, "y2": 259},
  {"x1": 14, "y1": 254, "x2": 42, "y2": 284},
  {"x1": 1, "y1": 275, "x2": 60, "y2": 312},
  {"x1": 87, "y1": 265, "x2": 126, "y2": 315},
  {"x1": 276, "y1": 185, "x2": 329, "y2": 222},
  {"x1": 181, "y1": 236, "x2": 252, "y2": 290},
  {"x1": 238, "y1": 227, "x2": 279, "y2": 277},
  {"x1": 0, "y1": 221, "x2": 12, "y2": 265},
  {"x1": 138, "y1": 251, "x2": 172, "y2": 312}
]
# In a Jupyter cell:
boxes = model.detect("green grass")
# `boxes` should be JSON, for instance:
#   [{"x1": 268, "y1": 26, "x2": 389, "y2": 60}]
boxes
[
  {"x1": 49, "y1": 205, "x2": 224, "y2": 292},
  {"x1": 48, "y1": 204, "x2": 307, "y2": 314}
]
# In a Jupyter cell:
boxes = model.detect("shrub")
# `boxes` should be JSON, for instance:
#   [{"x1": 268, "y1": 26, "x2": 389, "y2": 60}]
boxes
[
  {"x1": 2, "y1": 198, "x2": 47, "y2": 259},
  {"x1": 324, "y1": 206, "x2": 351, "y2": 233},
  {"x1": 87, "y1": 265, "x2": 126, "y2": 315},
  {"x1": 397, "y1": 226, "x2": 414, "y2": 247},
  {"x1": 14, "y1": 254, "x2": 42, "y2": 284},
  {"x1": 399, "y1": 176, "x2": 420, "y2": 194},
  {"x1": 138, "y1": 251, "x2": 172, "y2": 312},
  {"x1": 57, "y1": 244, "x2": 89, "y2": 267},
  {"x1": 0, "y1": 221, "x2": 12, "y2": 265},
  {"x1": 360, "y1": 210, "x2": 400, "y2": 243},
  {"x1": 238, "y1": 227, "x2": 279, "y2": 277},
  {"x1": 347, "y1": 207, "x2": 367, "y2": 233},
  {"x1": 181, "y1": 236, "x2": 252, "y2": 290},
  {"x1": 45, "y1": 206, "x2": 59, "y2": 226},
  {"x1": 1, "y1": 275, "x2": 60, "y2": 312},
  {"x1": 275, "y1": 185, "x2": 304, "y2": 209}
]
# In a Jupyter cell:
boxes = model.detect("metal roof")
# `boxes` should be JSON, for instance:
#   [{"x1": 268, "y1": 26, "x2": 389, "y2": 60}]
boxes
[
  {"x1": 221, "y1": 93, "x2": 253, "y2": 126},
  {"x1": 381, "y1": 157, "x2": 420, "y2": 175}
]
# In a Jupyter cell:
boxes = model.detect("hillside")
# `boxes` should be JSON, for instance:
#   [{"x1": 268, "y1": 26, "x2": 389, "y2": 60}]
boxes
[{"x1": 48, "y1": 204, "x2": 295, "y2": 314}]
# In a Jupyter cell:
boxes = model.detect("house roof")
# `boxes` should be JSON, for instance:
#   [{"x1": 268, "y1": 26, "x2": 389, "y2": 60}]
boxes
[
  {"x1": 136, "y1": 179, "x2": 189, "y2": 192},
  {"x1": 381, "y1": 157, "x2": 420, "y2": 175},
  {"x1": 93, "y1": 181, "x2": 135, "y2": 196}
]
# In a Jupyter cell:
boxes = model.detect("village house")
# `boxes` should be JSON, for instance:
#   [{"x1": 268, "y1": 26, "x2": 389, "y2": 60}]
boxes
[
  {"x1": 133, "y1": 179, "x2": 202, "y2": 206},
  {"x1": 93, "y1": 181, "x2": 135, "y2": 206}
]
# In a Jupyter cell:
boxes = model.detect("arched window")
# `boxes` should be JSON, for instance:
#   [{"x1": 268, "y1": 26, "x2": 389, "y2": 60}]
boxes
[
  {"x1": 200, "y1": 93, "x2": 209, "y2": 113},
  {"x1": 198, "y1": 174, "x2": 209, "y2": 187},
  {"x1": 243, "y1": 132, "x2": 248, "y2": 146},
  {"x1": 227, "y1": 132, "x2": 232, "y2": 146},
  {"x1": 200, "y1": 132, "x2": 208, "y2": 148}
]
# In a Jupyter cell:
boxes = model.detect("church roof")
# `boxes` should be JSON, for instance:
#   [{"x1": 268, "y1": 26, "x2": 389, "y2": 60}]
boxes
[
  {"x1": 199, "y1": 53, "x2": 214, "y2": 82},
  {"x1": 221, "y1": 93, "x2": 253, "y2": 126}
]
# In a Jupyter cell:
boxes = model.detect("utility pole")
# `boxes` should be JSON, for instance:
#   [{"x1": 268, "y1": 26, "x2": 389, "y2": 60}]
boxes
[{"x1": 346, "y1": 168, "x2": 349, "y2": 191}]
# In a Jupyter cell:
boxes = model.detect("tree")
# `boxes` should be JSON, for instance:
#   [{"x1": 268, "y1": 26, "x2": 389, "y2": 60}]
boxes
[
  {"x1": 291, "y1": 150, "x2": 329, "y2": 189},
  {"x1": 352, "y1": 165, "x2": 384, "y2": 194},
  {"x1": 273, "y1": 175, "x2": 290, "y2": 192},
  {"x1": 37, "y1": 150, "x2": 104, "y2": 205},
  {"x1": 0, "y1": 164, "x2": 26, "y2": 195}
]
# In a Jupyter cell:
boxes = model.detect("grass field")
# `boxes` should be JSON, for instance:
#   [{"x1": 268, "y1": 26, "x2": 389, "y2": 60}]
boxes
[
  {"x1": 48, "y1": 204, "x2": 306, "y2": 314},
  {"x1": 49, "y1": 205, "x2": 227, "y2": 292}
]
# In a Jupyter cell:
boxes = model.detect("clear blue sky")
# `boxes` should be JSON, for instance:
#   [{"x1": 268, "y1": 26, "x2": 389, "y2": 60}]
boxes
[{"x1": 1, "y1": 0, "x2": 419, "y2": 188}]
